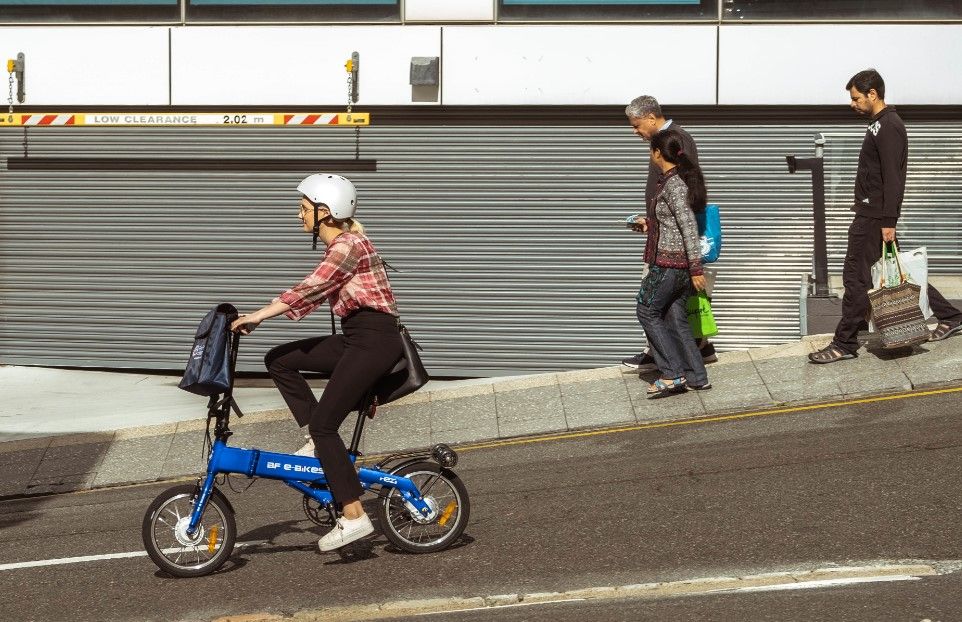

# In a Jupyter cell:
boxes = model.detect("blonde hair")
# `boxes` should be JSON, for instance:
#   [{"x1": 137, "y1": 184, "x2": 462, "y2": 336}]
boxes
[{"x1": 337, "y1": 218, "x2": 365, "y2": 235}]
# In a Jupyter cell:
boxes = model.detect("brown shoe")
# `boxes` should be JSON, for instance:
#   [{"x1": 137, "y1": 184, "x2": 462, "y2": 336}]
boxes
[{"x1": 808, "y1": 344, "x2": 857, "y2": 364}]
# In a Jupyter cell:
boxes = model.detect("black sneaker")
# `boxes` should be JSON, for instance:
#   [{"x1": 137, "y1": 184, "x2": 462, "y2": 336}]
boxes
[
  {"x1": 622, "y1": 351, "x2": 657, "y2": 371},
  {"x1": 699, "y1": 340, "x2": 718, "y2": 364}
]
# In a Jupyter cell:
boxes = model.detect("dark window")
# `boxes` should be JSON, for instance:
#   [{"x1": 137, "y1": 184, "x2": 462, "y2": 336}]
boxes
[
  {"x1": 0, "y1": 0, "x2": 400, "y2": 22},
  {"x1": 723, "y1": 0, "x2": 962, "y2": 21},
  {"x1": 0, "y1": 0, "x2": 179, "y2": 22},
  {"x1": 499, "y1": 0, "x2": 718, "y2": 22},
  {"x1": 186, "y1": 0, "x2": 400, "y2": 23}
]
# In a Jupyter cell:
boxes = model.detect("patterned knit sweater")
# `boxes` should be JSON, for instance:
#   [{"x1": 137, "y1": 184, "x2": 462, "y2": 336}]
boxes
[{"x1": 643, "y1": 170, "x2": 704, "y2": 277}]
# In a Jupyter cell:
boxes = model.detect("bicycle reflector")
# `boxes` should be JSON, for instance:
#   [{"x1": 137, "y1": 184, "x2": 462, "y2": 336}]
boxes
[
  {"x1": 207, "y1": 526, "x2": 219, "y2": 554},
  {"x1": 438, "y1": 501, "x2": 458, "y2": 527},
  {"x1": 431, "y1": 443, "x2": 458, "y2": 468}
]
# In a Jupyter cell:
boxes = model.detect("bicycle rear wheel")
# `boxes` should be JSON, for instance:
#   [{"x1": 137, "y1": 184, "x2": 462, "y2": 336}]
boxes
[
  {"x1": 142, "y1": 484, "x2": 236, "y2": 578},
  {"x1": 376, "y1": 461, "x2": 469, "y2": 554}
]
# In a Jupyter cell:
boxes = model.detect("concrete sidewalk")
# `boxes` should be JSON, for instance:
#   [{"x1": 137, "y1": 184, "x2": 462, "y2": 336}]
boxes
[{"x1": 2, "y1": 332, "x2": 961, "y2": 498}]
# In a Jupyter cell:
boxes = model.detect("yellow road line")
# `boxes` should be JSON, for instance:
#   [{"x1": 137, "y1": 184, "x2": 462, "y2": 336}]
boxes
[
  {"x1": 451, "y1": 384, "x2": 962, "y2": 454},
  {"x1": 7, "y1": 384, "x2": 960, "y2": 501}
]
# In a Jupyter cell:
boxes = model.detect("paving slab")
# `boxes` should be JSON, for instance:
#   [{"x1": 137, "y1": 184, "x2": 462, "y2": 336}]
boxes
[
  {"x1": 364, "y1": 404, "x2": 432, "y2": 454},
  {"x1": 228, "y1": 419, "x2": 306, "y2": 454},
  {"x1": 765, "y1": 379, "x2": 845, "y2": 405},
  {"x1": 559, "y1": 378, "x2": 634, "y2": 430},
  {"x1": 494, "y1": 385, "x2": 567, "y2": 438},
  {"x1": 161, "y1": 430, "x2": 209, "y2": 480},
  {"x1": 92, "y1": 434, "x2": 175, "y2": 488},
  {"x1": 430, "y1": 393, "x2": 498, "y2": 434},
  {"x1": 0, "y1": 448, "x2": 45, "y2": 497},
  {"x1": 24, "y1": 472, "x2": 98, "y2": 496},
  {"x1": 693, "y1": 362, "x2": 774, "y2": 413},
  {"x1": 31, "y1": 439, "x2": 112, "y2": 480},
  {"x1": 627, "y1": 375, "x2": 706, "y2": 423},
  {"x1": 431, "y1": 425, "x2": 499, "y2": 447},
  {"x1": 895, "y1": 340, "x2": 962, "y2": 388}
]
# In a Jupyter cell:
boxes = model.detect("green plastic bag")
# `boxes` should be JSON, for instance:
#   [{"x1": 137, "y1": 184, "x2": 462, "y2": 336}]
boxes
[{"x1": 686, "y1": 291, "x2": 718, "y2": 338}]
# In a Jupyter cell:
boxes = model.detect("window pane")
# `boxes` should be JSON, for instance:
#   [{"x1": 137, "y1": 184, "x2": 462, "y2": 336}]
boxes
[
  {"x1": 499, "y1": 0, "x2": 717, "y2": 21},
  {"x1": 723, "y1": 0, "x2": 962, "y2": 21},
  {"x1": 0, "y1": 0, "x2": 179, "y2": 21},
  {"x1": 186, "y1": 0, "x2": 399, "y2": 22}
]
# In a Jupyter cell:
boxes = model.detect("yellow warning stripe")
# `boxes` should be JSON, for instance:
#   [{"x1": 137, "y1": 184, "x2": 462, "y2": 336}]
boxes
[{"x1": 0, "y1": 112, "x2": 369, "y2": 127}]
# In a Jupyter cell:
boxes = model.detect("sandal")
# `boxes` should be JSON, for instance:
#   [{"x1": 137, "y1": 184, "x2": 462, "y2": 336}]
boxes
[
  {"x1": 647, "y1": 377, "x2": 687, "y2": 399},
  {"x1": 808, "y1": 344, "x2": 857, "y2": 364},
  {"x1": 687, "y1": 382, "x2": 712, "y2": 391},
  {"x1": 929, "y1": 322, "x2": 962, "y2": 342}
]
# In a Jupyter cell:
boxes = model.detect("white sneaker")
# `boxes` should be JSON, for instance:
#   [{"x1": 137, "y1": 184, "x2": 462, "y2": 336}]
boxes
[
  {"x1": 318, "y1": 514, "x2": 375, "y2": 552},
  {"x1": 294, "y1": 436, "x2": 315, "y2": 457}
]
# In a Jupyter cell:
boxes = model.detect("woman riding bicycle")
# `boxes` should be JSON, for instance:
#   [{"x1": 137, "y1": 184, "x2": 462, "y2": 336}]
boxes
[{"x1": 229, "y1": 173, "x2": 402, "y2": 552}]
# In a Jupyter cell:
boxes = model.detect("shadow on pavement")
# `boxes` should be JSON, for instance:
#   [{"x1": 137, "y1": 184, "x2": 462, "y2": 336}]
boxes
[{"x1": 0, "y1": 432, "x2": 113, "y2": 530}]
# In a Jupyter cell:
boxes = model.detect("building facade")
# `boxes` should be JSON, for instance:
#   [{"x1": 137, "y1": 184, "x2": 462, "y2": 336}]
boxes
[{"x1": 2, "y1": 1, "x2": 961, "y2": 375}]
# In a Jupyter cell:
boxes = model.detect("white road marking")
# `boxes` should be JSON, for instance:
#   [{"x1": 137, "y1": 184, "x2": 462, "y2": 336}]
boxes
[
  {"x1": 416, "y1": 598, "x2": 586, "y2": 616},
  {"x1": 0, "y1": 551, "x2": 147, "y2": 571},
  {"x1": 707, "y1": 574, "x2": 920, "y2": 593},
  {"x1": 254, "y1": 562, "x2": 962, "y2": 622},
  {"x1": 0, "y1": 541, "x2": 267, "y2": 572}
]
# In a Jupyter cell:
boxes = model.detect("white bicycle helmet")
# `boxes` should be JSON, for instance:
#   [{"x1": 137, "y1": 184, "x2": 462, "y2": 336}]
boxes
[{"x1": 297, "y1": 173, "x2": 357, "y2": 220}]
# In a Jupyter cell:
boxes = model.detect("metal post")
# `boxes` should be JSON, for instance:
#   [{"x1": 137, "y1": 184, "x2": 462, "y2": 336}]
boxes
[{"x1": 786, "y1": 133, "x2": 831, "y2": 297}]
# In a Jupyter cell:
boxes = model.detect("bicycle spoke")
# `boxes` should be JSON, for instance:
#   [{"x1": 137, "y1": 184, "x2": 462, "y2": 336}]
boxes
[{"x1": 420, "y1": 474, "x2": 441, "y2": 497}]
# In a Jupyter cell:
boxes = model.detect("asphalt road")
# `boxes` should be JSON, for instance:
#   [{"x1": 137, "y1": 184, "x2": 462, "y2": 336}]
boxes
[{"x1": 2, "y1": 387, "x2": 961, "y2": 622}]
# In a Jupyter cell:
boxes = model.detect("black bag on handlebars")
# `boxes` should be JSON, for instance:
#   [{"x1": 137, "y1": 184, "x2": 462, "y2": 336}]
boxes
[
  {"x1": 373, "y1": 324, "x2": 429, "y2": 405},
  {"x1": 178, "y1": 303, "x2": 238, "y2": 396}
]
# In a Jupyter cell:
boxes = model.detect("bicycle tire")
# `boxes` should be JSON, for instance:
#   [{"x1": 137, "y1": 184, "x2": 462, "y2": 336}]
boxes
[
  {"x1": 376, "y1": 461, "x2": 470, "y2": 554},
  {"x1": 142, "y1": 484, "x2": 237, "y2": 578}
]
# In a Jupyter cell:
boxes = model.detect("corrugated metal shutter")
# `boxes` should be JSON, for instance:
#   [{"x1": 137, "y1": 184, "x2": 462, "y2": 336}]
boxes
[
  {"x1": 823, "y1": 128, "x2": 962, "y2": 273},
  {"x1": 2, "y1": 121, "x2": 960, "y2": 376}
]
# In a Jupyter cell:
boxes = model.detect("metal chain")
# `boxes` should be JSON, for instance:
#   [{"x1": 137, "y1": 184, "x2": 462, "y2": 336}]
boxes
[
  {"x1": 347, "y1": 63, "x2": 359, "y2": 159},
  {"x1": 346, "y1": 70, "x2": 353, "y2": 115},
  {"x1": 7, "y1": 69, "x2": 14, "y2": 123}
]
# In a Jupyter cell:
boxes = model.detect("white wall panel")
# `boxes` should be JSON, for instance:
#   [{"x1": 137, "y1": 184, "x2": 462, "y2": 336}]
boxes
[
  {"x1": 0, "y1": 27, "x2": 169, "y2": 106},
  {"x1": 170, "y1": 26, "x2": 441, "y2": 106},
  {"x1": 442, "y1": 25, "x2": 717, "y2": 105},
  {"x1": 719, "y1": 25, "x2": 962, "y2": 105},
  {"x1": 405, "y1": 0, "x2": 494, "y2": 22}
]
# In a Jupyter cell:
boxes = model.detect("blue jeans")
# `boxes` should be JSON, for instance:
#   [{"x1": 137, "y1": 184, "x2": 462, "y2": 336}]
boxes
[{"x1": 636, "y1": 266, "x2": 708, "y2": 386}]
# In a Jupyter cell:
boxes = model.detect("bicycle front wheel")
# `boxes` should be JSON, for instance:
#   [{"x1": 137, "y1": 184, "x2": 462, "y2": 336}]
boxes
[
  {"x1": 376, "y1": 461, "x2": 470, "y2": 554},
  {"x1": 142, "y1": 484, "x2": 236, "y2": 578}
]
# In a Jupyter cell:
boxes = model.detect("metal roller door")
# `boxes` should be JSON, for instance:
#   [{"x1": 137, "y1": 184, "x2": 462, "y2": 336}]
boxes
[{"x1": 2, "y1": 119, "x2": 960, "y2": 376}]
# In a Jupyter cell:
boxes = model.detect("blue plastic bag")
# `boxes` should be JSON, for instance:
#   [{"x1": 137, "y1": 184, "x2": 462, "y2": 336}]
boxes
[{"x1": 696, "y1": 203, "x2": 722, "y2": 264}]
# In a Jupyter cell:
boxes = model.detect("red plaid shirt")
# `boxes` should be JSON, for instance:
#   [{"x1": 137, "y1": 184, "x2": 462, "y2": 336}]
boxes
[{"x1": 275, "y1": 233, "x2": 399, "y2": 321}]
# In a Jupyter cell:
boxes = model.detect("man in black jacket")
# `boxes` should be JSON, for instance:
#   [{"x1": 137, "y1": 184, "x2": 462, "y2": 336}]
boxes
[
  {"x1": 622, "y1": 95, "x2": 718, "y2": 371},
  {"x1": 810, "y1": 69, "x2": 962, "y2": 364}
]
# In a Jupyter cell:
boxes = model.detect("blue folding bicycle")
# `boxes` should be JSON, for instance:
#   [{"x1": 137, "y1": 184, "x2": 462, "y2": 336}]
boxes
[{"x1": 141, "y1": 333, "x2": 470, "y2": 578}]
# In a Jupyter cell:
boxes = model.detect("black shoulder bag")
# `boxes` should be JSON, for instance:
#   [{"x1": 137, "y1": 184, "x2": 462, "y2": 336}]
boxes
[
  {"x1": 374, "y1": 323, "x2": 429, "y2": 405},
  {"x1": 327, "y1": 310, "x2": 428, "y2": 406}
]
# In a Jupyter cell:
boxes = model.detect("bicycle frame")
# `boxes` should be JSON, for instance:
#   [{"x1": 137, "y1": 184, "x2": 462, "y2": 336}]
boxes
[
  {"x1": 187, "y1": 441, "x2": 434, "y2": 534},
  {"x1": 186, "y1": 331, "x2": 438, "y2": 536}
]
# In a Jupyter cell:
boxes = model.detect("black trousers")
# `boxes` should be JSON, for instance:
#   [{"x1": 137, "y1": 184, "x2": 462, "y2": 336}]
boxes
[
  {"x1": 264, "y1": 309, "x2": 402, "y2": 505},
  {"x1": 833, "y1": 215, "x2": 962, "y2": 354}
]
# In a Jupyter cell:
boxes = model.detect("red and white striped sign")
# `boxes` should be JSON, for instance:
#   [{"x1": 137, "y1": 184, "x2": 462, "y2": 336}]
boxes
[
  {"x1": 20, "y1": 114, "x2": 77, "y2": 126},
  {"x1": 282, "y1": 114, "x2": 341, "y2": 126}
]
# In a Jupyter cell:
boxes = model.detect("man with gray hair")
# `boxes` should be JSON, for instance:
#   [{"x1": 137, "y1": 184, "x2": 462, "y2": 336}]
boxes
[{"x1": 622, "y1": 95, "x2": 717, "y2": 370}]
